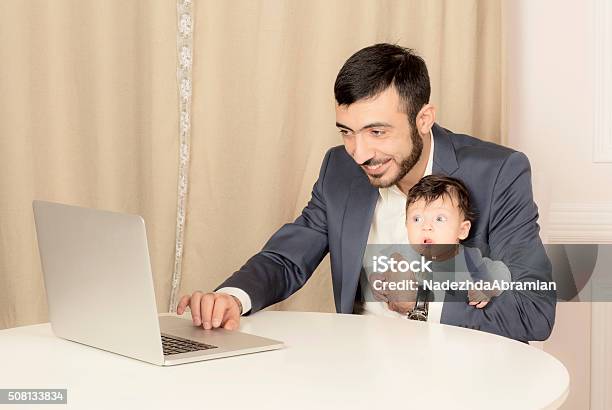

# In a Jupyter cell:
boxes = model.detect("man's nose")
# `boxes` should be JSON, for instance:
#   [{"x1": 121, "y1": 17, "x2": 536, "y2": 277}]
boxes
[{"x1": 352, "y1": 135, "x2": 375, "y2": 165}]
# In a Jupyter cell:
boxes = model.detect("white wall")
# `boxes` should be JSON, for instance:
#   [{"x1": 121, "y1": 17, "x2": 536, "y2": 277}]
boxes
[
  {"x1": 504, "y1": 0, "x2": 612, "y2": 409},
  {"x1": 506, "y1": 0, "x2": 612, "y2": 208}
]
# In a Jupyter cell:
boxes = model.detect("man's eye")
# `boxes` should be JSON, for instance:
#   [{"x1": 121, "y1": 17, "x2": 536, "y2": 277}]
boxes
[
  {"x1": 371, "y1": 129, "x2": 385, "y2": 137},
  {"x1": 338, "y1": 129, "x2": 350, "y2": 136},
  {"x1": 435, "y1": 215, "x2": 447, "y2": 223}
]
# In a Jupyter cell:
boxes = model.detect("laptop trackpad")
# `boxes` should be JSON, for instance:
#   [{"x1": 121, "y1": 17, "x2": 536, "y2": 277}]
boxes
[
  {"x1": 158, "y1": 315, "x2": 196, "y2": 331},
  {"x1": 159, "y1": 315, "x2": 237, "y2": 346}
]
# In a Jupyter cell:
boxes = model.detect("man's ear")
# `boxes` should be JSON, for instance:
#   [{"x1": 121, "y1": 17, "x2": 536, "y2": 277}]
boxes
[
  {"x1": 416, "y1": 103, "x2": 436, "y2": 135},
  {"x1": 458, "y1": 220, "x2": 471, "y2": 240}
]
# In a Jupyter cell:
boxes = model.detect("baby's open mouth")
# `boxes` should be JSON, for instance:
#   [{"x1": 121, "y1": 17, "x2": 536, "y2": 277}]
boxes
[{"x1": 423, "y1": 238, "x2": 434, "y2": 244}]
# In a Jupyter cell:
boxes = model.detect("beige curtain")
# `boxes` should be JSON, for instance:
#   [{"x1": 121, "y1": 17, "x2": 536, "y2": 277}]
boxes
[
  {"x1": 0, "y1": 1, "x2": 179, "y2": 329},
  {"x1": 0, "y1": 0, "x2": 501, "y2": 329}
]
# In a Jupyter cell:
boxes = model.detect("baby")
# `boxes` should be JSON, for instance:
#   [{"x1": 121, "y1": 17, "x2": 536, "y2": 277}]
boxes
[{"x1": 404, "y1": 174, "x2": 506, "y2": 309}]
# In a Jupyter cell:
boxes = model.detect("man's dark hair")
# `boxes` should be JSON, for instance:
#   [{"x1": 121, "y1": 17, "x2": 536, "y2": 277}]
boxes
[
  {"x1": 406, "y1": 175, "x2": 476, "y2": 223},
  {"x1": 334, "y1": 43, "x2": 431, "y2": 126}
]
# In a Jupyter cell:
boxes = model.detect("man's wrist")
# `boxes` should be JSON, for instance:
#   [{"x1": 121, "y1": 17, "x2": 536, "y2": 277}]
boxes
[
  {"x1": 216, "y1": 287, "x2": 252, "y2": 315},
  {"x1": 230, "y1": 295, "x2": 243, "y2": 315}
]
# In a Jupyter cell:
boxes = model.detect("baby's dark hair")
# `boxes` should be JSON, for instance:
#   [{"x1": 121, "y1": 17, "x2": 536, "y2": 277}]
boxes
[{"x1": 405, "y1": 175, "x2": 476, "y2": 223}]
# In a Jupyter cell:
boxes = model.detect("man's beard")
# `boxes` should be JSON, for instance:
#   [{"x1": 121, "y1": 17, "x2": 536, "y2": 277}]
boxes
[{"x1": 366, "y1": 128, "x2": 424, "y2": 188}]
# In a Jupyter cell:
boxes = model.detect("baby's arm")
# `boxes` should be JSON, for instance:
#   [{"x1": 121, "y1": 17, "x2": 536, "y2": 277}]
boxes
[{"x1": 464, "y1": 247, "x2": 512, "y2": 308}]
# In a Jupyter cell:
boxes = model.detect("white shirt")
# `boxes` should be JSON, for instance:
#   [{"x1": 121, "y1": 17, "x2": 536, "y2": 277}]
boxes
[
  {"x1": 219, "y1": 130, "x2": 439, "y2": 321},
  {"x1": 358, "y1": 130, "x2": 442, "y2": 323}
]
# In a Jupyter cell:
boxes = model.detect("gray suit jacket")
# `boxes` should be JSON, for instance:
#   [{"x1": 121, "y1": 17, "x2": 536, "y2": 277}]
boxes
[{"x1": 217, "y1": 123, "x2": 556, "y2": 342}]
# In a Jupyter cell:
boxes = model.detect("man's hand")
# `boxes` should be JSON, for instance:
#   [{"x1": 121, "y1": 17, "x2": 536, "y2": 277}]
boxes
[
  {"x1": 176, "y1": 291, "x2": 242, "y2": 330},
  {"x1": 369, "y1": 272, "x2": 417, "y2": 314},
  {"x1": 368, "y1": 252, "x2": 418, "y2": 315},
  {"x1": 467, "y1": 288, "x2": 490, "y2": 309}
]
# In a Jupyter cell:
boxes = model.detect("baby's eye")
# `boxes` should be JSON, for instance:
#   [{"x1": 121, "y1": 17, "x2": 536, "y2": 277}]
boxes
[
  {"x1": 435, "y1": 215, "x2": 447, "y2": 223},
  {"x1": 412, "y1": 215, "x2": 422, "y2": 223}
]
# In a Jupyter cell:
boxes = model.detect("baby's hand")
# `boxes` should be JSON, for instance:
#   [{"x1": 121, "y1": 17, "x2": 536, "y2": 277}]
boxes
[{"x1": 467, "y1": 288, "x2": 490, "y2": 309}]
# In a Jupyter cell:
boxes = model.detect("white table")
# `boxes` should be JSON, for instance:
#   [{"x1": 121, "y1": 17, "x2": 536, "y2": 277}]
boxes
[{"x1": 0, "y1": 311, "x2": 568, "y2": 409}]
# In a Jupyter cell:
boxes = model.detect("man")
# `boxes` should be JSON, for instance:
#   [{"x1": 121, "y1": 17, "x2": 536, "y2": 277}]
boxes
[{"x1": 177, "y1": 43, "x2": 556, "y2": 342}]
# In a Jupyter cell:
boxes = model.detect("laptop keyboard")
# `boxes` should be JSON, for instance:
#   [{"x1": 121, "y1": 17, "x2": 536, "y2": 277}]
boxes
[{"x1": 161, "y1": 333, "x2": 218, "y2": 356}]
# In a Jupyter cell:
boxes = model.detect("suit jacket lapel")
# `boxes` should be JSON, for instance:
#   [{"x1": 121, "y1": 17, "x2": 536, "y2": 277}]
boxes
[
  {"x1": 432, "y1": 123, "x2": 459, "y2": 175},
  {"x1": 340, "y1": 174, "x2": 378, "y2": 313}
]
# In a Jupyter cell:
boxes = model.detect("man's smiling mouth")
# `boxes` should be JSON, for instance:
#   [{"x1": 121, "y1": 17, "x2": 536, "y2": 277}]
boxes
[{"x1": 363, "y1": 158, "x2": 392, "y2": 174}]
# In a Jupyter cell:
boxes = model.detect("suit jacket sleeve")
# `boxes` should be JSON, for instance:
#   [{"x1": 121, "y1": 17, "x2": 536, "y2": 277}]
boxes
[
  {"x1": 214, "y1": 149, "x2": 332, "y2": 313},
  {"x1": 441, "y1": 152, "x2": 557, "y2": 342}
]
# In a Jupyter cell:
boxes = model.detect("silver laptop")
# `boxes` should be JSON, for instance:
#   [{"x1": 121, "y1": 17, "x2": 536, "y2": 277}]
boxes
[{"x1": 32, "y1": 200, "x2": 283, "y2": 366}]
